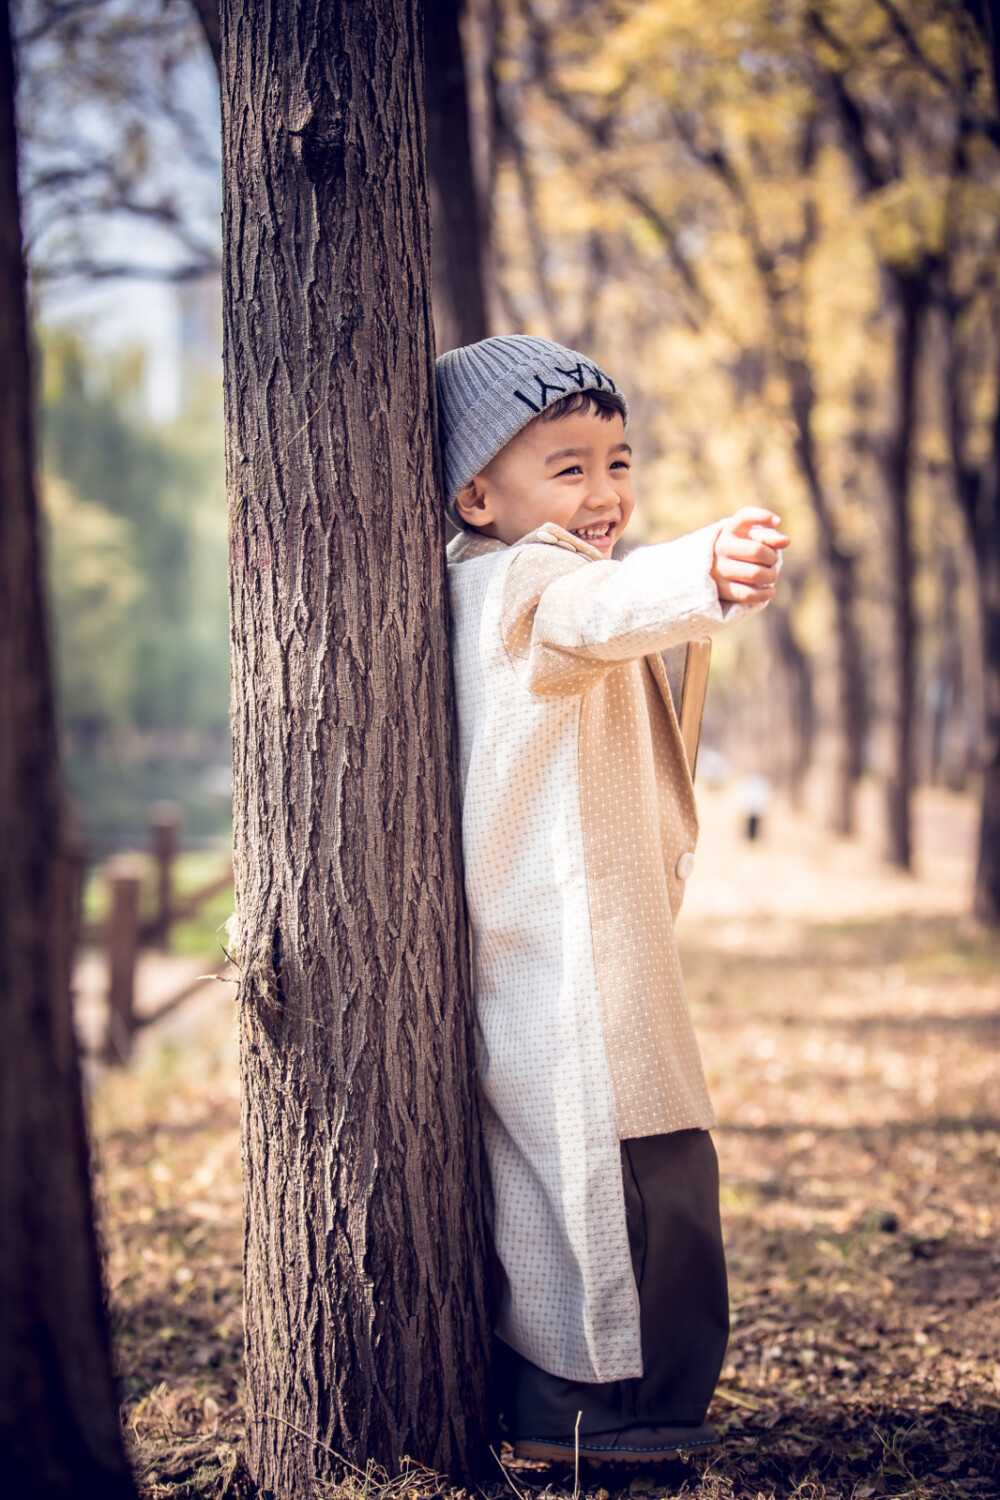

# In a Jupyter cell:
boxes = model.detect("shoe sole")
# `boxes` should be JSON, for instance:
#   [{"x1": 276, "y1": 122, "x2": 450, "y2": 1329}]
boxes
[{"x1": 513, "y1": 1435, "x2": 717, "y2": 1464}]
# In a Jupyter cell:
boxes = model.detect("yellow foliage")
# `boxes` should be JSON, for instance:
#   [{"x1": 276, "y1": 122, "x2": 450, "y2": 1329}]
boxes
[{"x1": 486, "y1": 0, "x2": 1000, "y2": 740}]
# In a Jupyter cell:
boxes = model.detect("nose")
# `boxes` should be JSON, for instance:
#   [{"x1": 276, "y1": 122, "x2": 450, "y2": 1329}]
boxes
[{"x1": 585, "y1": 472, "x2": 619, "y2": 508}]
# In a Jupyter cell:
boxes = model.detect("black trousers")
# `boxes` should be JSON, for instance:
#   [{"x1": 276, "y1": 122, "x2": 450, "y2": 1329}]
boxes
[{"x1": 494, "y1": 1129, "x2": 730, "y2": 1439}]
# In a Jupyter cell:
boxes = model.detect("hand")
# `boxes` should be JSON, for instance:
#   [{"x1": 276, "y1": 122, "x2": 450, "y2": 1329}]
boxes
[{"x1": 711, "y1": 507, "x2": 790, "y2": 603}]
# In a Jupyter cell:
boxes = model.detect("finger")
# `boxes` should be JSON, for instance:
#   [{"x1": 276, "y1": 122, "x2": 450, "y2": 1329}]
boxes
[
  {"x1": 717, "y1": 535, "x2": 780, "y2": 566},
  {"x1": 716, "y1": 558, "x2": 780, "y2": 586},
  {"x1": 724, "y1": 507, "x2": 781, "y2": 537},
  {"x1": 747, "y1": 525, "x2": 790, "y2": 550},
  {"x1": 717, "y1": 579, "x2": 777, "y2": 603}
]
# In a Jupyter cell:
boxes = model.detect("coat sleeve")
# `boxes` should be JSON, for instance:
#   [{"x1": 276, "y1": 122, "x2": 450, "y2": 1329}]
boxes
[{"x1": 500, "y1": 523, "x2": 769, "y2": 698}]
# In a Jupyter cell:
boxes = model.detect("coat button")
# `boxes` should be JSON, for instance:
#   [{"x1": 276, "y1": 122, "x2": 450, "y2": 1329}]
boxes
[{"x1": 676, "y1": 851, "x2": 696, "y2": 880}]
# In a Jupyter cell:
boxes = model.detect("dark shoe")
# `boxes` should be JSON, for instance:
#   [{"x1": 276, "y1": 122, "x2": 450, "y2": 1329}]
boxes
[{"x1": 513, "y1": 1422, "x2": 718, "y2": 1464}]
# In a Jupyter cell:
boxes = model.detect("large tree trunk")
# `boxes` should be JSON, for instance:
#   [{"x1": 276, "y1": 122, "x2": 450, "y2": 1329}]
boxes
[
  {"x1": 0, "y1": 4, "x2": 136, "y2": 1495},
  {"x1": 425, "y1": 0, "x2": 489, "y2": 349},
  {"x1": 219, "y1": 1, "x2": 491, "y2": 1489},
  {"x1": 189, "y1": 0, "x2": 489, "y2": 351}
]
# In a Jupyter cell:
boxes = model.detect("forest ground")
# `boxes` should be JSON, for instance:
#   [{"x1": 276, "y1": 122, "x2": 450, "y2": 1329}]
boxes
[{"x1": 83, "y1": 781, "x2": 1000, "y2": 1500}]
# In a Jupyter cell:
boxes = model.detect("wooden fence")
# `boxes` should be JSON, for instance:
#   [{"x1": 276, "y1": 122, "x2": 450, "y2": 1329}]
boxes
[{"x1": 76, "y1": 803, "x2": 233, "y2": 1064}]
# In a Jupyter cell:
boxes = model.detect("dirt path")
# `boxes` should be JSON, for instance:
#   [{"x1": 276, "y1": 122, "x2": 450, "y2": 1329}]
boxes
[
  {"x1": 90, "y1": 787, "x2": 1000, "y2": 1498},
  {"x1": 677, "y1": 787, "x2": 999, "y2": 1496}
]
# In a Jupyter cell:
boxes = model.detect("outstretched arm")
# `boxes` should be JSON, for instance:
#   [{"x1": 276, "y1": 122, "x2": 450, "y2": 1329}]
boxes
[{"x1": 501, "y1": 514, "x2": 789, "y2": 696}]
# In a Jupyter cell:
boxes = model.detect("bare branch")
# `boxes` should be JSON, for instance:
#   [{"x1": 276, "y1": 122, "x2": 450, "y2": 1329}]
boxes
[
  {"x1": 15, "y1": 0, "x2": 107, "y2": 47},
  {"x1": 31, "y1": 254, "x2": 220, "y2": 281},
  {"x1": 806, "y1": 8, "x2": 892, "y2": 192},
  {"x1": 874, "y1": 0, "x2": 964, "y2": 98},
  {"x1": 515, "y1": 0, "x2": 709, "y2": 322},
  {"x1": 16, "y1": 0, "x2": 221, "y2": 285}
]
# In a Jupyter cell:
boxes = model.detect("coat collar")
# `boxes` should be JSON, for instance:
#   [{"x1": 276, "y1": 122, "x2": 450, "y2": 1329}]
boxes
[{"x1": 447, "y1": 521, "x2": 604, "y2": 565}]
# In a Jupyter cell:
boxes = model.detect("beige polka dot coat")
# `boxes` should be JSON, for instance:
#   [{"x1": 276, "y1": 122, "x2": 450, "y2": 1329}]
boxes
[{"x1": 448, "y1": 520, "x2": 766, "y2": 1383}]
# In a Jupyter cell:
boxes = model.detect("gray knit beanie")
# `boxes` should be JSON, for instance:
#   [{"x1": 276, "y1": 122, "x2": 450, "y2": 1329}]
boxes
[{"x1": 436, "y1": 335, "x2": 627, "y2": 521}]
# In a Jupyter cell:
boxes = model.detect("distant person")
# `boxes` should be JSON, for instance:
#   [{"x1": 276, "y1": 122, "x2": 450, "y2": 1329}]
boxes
[{"x1": 439, "y1": 335, "x2": 788, "y2": 1465}]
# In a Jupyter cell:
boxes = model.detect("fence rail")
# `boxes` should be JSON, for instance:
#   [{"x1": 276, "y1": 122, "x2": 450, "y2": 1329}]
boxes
[{"x1": 74, "y1": 802, "x2": 233, "y2": 1064}]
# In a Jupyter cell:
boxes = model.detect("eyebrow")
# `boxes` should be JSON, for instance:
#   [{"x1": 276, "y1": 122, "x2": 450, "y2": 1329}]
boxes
[{"x1": 544, "y1": 442, "x2": 633, "y2": 464}]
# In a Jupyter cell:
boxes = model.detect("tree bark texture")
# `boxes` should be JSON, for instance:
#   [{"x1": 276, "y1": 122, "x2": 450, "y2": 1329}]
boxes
[
  {"x1": 424, "y1": 0, "x2": 489, "y2": 349},
  {"x1": 219, "y1": 1, "x2": 491, "y2": 1489},
  {"x1": 0, "y1": 4, "x2": 136, "y2": 1495}
]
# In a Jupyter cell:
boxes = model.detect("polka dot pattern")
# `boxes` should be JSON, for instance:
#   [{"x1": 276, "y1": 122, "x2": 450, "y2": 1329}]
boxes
[{"x1": 447, "y1": 522, "x2": 764, "y2": 1383}]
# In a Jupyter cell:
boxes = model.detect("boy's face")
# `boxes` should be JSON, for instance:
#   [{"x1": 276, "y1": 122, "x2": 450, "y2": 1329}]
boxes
[{"x1": 454, "y1": 408, "x2": 634, "y2": 555}]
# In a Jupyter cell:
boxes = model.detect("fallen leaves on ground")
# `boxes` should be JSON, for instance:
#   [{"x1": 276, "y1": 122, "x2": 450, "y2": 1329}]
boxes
[{"x1": 89, "y1": 795, "x2": 1000, "y2": 1499}]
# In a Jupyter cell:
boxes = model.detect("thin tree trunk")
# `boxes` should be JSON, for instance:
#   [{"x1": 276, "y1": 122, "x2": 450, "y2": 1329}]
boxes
[
  {"x1": 425, "y1": 0, "x2": 489, "y2": 349},
  {"x1": 0, "y1": 3, "x2": 136, "y2": 1493},
  {"x1": 188, "y1": 0, "x2": 221, "y2": 71},
  {"x1": 881, "y1": 269, "x2": 926, "y2": 870},
  {"x1": 925, "y1": 549, "x2": 963, "y2": 786},
  {"x1": 953, "y1": 0, "x2": 1000, "y2": 924},
  {"x1": 219, "y1": 0, "x2": 490, "y2": 1489},
  {"x1": 766, "y1": 596, "x2": 815, "y2": 809},
  {"x1": 784, "y1": 358, "x2": 865, "y2": 832},
  {"x1": 813, "y1": 47, "x2": 929, "y2": 869},
  {"x1": 972, "y1": 527, "x2": 1000, "y2": 919},
  {"x1": 641, "y1": 110, "x2": 867, "y2": 836},
  {"x1": 946, "y1": 293, "x2": 1000, "y2": 922}
]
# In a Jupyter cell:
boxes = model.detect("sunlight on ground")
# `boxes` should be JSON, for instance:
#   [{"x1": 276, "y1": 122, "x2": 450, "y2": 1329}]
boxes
[{"x1": 83, "y1": 788, "x2": 1000, "y2": 1499}]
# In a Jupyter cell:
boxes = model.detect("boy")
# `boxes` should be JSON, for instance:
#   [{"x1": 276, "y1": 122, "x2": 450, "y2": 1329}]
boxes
[{"x1": 438, "y1": 336, "x2": 787, "y2": 1464}]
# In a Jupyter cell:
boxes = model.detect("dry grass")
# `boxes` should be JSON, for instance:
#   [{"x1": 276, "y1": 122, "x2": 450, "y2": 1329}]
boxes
[{"x1": 87, "y1": 787, "x2": 1000, "y2": 1498}]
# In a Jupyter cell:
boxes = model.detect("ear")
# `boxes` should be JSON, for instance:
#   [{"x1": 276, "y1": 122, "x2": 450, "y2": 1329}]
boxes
[{"x1": 454, "y1": 475, "x2": 494, "y2": 528}]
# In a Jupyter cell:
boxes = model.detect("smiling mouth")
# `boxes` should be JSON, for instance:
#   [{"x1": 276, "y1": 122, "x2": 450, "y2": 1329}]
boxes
[{"x1": 572, "y1": 521, "x2": 616, "y2": 541}]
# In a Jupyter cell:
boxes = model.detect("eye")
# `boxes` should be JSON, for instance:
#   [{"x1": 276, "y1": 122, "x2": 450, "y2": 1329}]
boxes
[
  {"x1": 556, "y1": 464, "x2": 583, "y2": 477},
  {"x1": 611, "y1": 459, "x2": 631, "y2": 470}
]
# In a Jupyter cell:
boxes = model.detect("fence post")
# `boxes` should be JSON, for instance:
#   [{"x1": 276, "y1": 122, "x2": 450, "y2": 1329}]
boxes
[
  {"x1": 103, "y1": 855, "x2": 143, "y2": 1065},
  {"x1": 149, "y1": 801, "x2": 180, "y2": 950},
  {"x1": 66, "y1": 832, "x2": 88, "y2": 949}
]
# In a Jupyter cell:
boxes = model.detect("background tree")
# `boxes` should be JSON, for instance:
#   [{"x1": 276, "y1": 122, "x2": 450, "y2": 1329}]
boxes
[
  {"x1": 941, "y1": 0, "x2": 1000, "y2": 918},
  {"x1": 808, "y1": 1, "x2": 942, "y2": 869},
  {"x1": 493, "y1": 0, "x2": 870, "y2": 830},
  {"x1": 476, "y1": 0, "x2": 1000, "y2": 912},
  {"x1": 17, "y1": 0, "x2": 491, "y2": 334},
  {"x1": 0, "y1": 0, "x2": 137, "y2": 1491},
  {"x1": 16, "y1": 0, "x2": 220, "y2": 282},
  {"x1": 219, "y1": 0, "x2": 490, "y2": 1487},
  {"x1": 425, "y1": 0, "x2": 490, "y2": 348}
]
